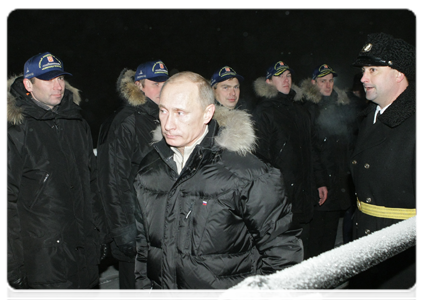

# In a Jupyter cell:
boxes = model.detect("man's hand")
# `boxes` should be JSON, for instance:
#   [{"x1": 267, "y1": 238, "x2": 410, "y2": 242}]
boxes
[
  {"x1": 118, "y1": 241, "x2": 136, "y2": 258},
  {"x1": 5, "y1": 276, "x2": 28, "y2": 296},
  {"x1": 318, "y1": 186, "x2": 328, "y2": 206}
]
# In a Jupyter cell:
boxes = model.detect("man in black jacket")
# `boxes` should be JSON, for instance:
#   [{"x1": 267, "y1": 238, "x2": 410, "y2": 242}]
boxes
[
  {"x1": 300, "y1": 64, "x2": 357, "y2": 258},
  {"x1": 7, "y1": 52, "x2": 106, "y2": 289},
  {"x1": 349, "y1": 32, "x2": 415, "y2": 289},
  {"x1": 97, "y1": 60, "x2": 169, "y2": 289},
  {"x1": 134, "y1": 71, "x2": 303, "y2": 289},
  {"x1": 210, "y1": 66, "x2": 244, "y2": 109},
  {"x1": 252, "y1": 61, "x2": 327, "y2": 259}
]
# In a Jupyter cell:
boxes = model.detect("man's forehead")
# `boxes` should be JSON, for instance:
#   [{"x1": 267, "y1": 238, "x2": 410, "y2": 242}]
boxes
[
  {"x1": 218, "y1": 77, "x2": 240, "y2": 86},
  {"x1": 161, "y1": 81, "x2": 199, "y2": 104}
]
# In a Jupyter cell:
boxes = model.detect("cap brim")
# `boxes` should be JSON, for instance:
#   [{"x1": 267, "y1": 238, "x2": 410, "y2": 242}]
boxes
[
  {"x1": 36, "y1": 70, "x2": 72, "y2": 80},
  {"x1": 213, "y1": 74, "x2": 244, "y2": 86},
  {"x1": 353, "y1": 56, "x2": 390, "y2": 67},
  {"x1": 274, "y1": 68, "x2": 294, "y2": 77},
  {"x1": 147, "y1": 76, "x2": 169, "y2": 82},
  {"x1": 316, "y1": 71, "x2": 338, "y2": 78}
]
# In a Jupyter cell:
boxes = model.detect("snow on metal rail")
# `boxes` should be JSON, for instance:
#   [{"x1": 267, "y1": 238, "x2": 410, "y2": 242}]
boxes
[{"x1": 229, "y1": 216, "x2": 416, "y2": 290}]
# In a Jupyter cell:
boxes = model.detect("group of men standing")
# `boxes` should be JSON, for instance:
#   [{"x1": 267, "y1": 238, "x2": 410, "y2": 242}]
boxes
[{"x1": 7, "y1": 32, "x2": 415, "y2": 290}]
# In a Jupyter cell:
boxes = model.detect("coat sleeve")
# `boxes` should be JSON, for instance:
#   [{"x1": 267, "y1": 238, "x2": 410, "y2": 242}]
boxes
[
  {"x1": 241, "y1": 165, "x2": 303, "y2": 275},
  {"x1": 97, "y1": 116, "x2": 138, "y2": 247},
  {"x1": 84, "y1": 120, "x2": 108, "y2": 244},
  {"x1": 134, "y1": 195, "x2": 151, "y2": 289},
  {"x1": 7, "y1": 126, "x2": 26, "y2": 284},
  {"x1": 251, "y1": 107, "x2": 275, "y2": 164}
]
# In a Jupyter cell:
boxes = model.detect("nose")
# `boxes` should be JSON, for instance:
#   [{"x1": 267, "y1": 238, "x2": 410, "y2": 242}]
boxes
[
  {"x1": 52, "y1": 78, "x2": 63, "y2": 90},
  {"x1": 229, "y1": 88, "x2": 235, "y2": 96},
  {"x1": 163, "y1": 113, "x2": 175, "y2": 132},
  {"x1": 361, "y1": 71, "x2": 368, "y2": 83}
]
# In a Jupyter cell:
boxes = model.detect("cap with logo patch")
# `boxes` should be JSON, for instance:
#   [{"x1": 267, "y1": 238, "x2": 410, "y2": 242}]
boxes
[
  {"x1": 266, "y1": 61, "x2": 294, "y2": 79},
  {"x1": 312, "y1": 64, "x2": 337, "y2": 80},
  {"x1": 135, "y1": 60, "x2": 169, "y2": 82},
  {"x1": 24, "y1": 52, "x2": 72, "y2": 80},
  {"x1": 210, "y1": 66, "x2": 244, "y2": 87}
]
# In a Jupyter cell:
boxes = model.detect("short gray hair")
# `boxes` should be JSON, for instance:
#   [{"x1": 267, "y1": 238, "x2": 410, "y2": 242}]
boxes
[{"x1": 162, "y1": 71, "x2": 214, "y2": 109}]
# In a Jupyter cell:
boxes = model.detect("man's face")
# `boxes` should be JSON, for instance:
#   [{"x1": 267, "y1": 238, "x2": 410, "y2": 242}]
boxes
[
  {"x1": 312, "y1": 74, "x2": 334, "y2": 96},
  {"x1": 361, "y1": 66, "x2": 399, "y2": 108},
  {"x1": 138, "y1": 79, "x2": 165, "y2": 104},
  {"x1": 159, "y1": 80, "x2": 214, "y2": 154},
  {"x1": 23, "y1": 76, "x2": 65, "y2": 109},
  {"x1": 266, "y1": 71, "x2": 292, "y2": 94},
  {"x1": 213, "y1": 77, "x2": 240, "y2": 109}
]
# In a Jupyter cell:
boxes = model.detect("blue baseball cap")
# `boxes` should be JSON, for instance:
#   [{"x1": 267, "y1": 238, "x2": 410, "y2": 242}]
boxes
[
  {"x1": 312, "y1": 64, "x2": 338, "y2": 80},
  {"x1": 266, "y1": 61, "x2": 294, "y2": 79},
  {"x1": 210, "y1": 66, "x2": 244, "y2": 86},
  {"x1": 24, "y1": 52, "x2": 72, "y2": 80},
  {"x1": 134, "y1": 60, "x2": 169, "y2": 82}
]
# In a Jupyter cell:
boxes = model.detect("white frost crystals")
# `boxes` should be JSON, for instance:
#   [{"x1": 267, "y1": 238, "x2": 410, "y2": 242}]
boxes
[{"x1": 228, "y1": 216, "x2": 416, "y2": 290}]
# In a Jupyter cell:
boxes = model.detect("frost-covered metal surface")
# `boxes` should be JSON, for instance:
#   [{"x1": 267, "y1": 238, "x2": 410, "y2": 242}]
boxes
[{"x1": 228, "y1": 217, "x2": 416, "y2": 290}]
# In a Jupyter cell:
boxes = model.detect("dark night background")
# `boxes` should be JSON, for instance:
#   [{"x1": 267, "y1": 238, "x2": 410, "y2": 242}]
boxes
[{"x1": 7, "y1": 9, "x2": 416, "y2": 147}]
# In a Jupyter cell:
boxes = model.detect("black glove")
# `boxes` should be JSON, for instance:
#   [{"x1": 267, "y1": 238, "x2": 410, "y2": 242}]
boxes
[
  {"x1": 100, "y1": 243, "x2": 111, "y2": 261},
  {"x1": 9, "y1": 276, "x2": 28, "y2": 289},
  {"x1": 117, "y1": 241, "x2": 136, "y2": 258}
]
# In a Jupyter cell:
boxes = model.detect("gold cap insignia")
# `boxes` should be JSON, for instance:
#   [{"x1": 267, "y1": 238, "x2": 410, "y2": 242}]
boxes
[{"x1": 362, "y1": 43, "x2": 372, "y2": 52}]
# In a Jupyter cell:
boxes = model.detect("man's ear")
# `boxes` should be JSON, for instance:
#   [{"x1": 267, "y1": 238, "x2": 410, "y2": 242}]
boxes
[
  {"x1": 23, "y1": 78, "x2": 33, "y2": 92},
  {"x1": 203, "y1": 103, "x2": 215, "y2": 124},
  {"x1": 311, "y1": 79, "x2": 316, "y2": 85},
  {"x1": 265, "y1": 78, "x2": 272, "y2": 85},
  {"x1": 395, "y1": 70, "x2": 406, "y2": 83}
]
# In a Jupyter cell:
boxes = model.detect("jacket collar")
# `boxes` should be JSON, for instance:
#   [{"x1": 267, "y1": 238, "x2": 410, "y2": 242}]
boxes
[
  {"x1": 152, "y1": 105, "x2": 256, "y2": 156},
  {"x1": 116, "y1": 68, "x2": 147, "y2": 107},
  {"x1": 378, "y1": 84, "x2": 415, "y2": 128},
  {"x1": 299, "y1": 78, "x2": 350, "y2": 105},
  {"x1": 7, "y1": 75, "x2": 81, "y2": 125},
  {"x1": 253, "y1": 76, "x2": 303, "y2": 102}
]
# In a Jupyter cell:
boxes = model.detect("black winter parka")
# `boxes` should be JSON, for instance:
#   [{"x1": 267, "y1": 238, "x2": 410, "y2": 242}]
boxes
[
  {"x1": 7, "y1": 75, "x2": 105, "y2": 288},
  {"x1": 134, "y1": 107, "x2": 303, "y2": 289},
  {"x1": 97, "y1": 68, "x2": 159, "y2": 261},
  {"x1": 301, "y1": 80, "x2": 357, "y2": 212},
  {"x1": 252, "y1": 78, "x2": 321, "y2": 223}
]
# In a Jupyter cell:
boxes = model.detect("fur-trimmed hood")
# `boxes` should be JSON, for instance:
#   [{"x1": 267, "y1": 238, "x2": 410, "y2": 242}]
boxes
[
  {"x1": 7, "y1": 74, "x2": 81, "y2": 125},
  {"x1": 116, "y1": 68, "x2": 147, "y2": 107},
  {"x1": 151, "y1": 105, "x2": 256, "y2": 156},
  {"x1": 299, "y1": 78, "x2": 350, "y2": 105},
  {"x1": 253, "y1": 77, "x2": 303, "y2": 101}
]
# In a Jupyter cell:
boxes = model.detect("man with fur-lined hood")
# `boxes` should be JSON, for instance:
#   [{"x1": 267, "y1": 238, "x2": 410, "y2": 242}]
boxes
[
  {"x1": 252, "y1": 61, "x2": 325, "y2": 259},
  {"x1": 300, "y1": 64, "x2": 357, "y2": 259},
  {"x1": 7, "y1": 52, "x2": 106, "y2": 288},
  {"x1": 96, "y1": 60, "x2": 169, "y2": 289},
  {"x1": 133, "y1": 71, "x2": 303, "y2": 289}
]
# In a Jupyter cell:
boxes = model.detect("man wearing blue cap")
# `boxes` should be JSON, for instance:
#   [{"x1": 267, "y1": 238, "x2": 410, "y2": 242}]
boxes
[
  {"x1": 210, "y1": 66, "x2": 244, "y2": 110},
  {"x1": 96, "y1": 60, "x2": 169, "y2": 289},
  {"x1": 252, "y1": 60, "x2": 326, "y2": 259},
  {"x1": 7, "y1": 52, "x2": 107, "y2": 288},
  {"x1": 300, "y1": 64, "x2": 358, "y2": 259}
]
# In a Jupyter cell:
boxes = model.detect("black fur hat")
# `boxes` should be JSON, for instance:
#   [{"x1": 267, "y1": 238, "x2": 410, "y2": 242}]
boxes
[{"x1": 353, "y1": 32, "x2": 415, "y2": 81}]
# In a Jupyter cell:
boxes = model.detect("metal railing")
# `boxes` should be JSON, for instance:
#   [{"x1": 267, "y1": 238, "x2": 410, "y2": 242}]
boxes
[{"x1": 228, "y1": 216, "x2": 416, "y2": 290}]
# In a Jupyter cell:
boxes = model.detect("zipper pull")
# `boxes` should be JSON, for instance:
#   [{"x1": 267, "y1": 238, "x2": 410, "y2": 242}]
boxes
[{"x1": 185, "y1": 202, "x2": 193, "y2": 219}]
